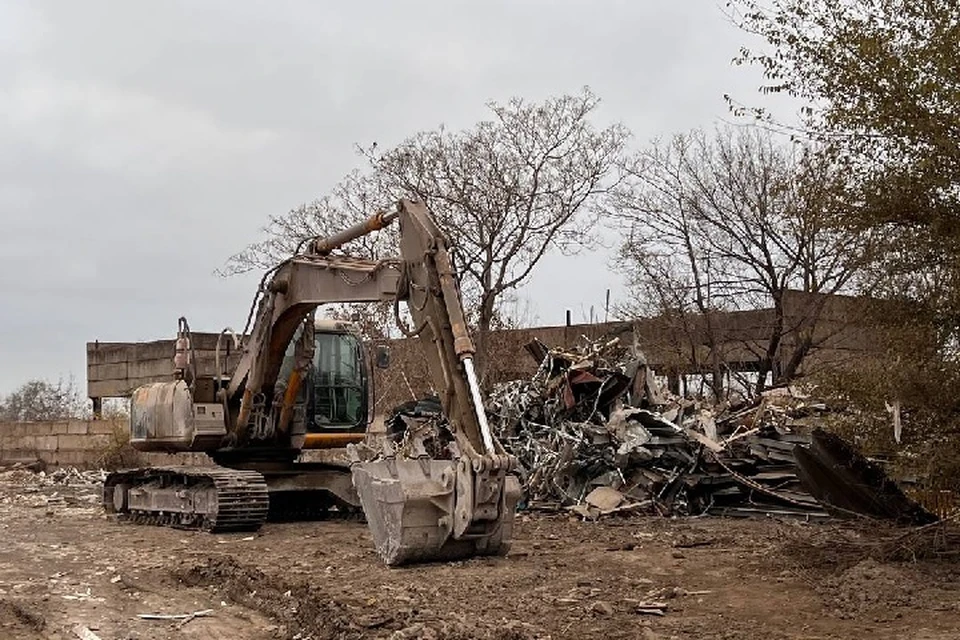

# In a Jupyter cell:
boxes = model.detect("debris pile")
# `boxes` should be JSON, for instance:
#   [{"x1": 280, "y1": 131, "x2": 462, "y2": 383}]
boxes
[
  {"x1": 0, "y1": 464, "x2": 106, "y2": 487},
  {"x1": 487, "y1": 337, "x2": 831, "y2": 519},
  {"x1": 0, "y1": 464, "x2": 106, "y2": 510}
]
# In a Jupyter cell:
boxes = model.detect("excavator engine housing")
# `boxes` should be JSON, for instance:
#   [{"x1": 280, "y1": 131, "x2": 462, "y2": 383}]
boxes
[{"x1": 129, "y1": 380, "x2": 227, "y2": 452}]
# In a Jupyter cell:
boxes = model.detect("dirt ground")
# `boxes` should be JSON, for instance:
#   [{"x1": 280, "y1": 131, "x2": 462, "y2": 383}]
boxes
[{"x1": 2, "y1": 470, "x2": 960, "y2": 640}]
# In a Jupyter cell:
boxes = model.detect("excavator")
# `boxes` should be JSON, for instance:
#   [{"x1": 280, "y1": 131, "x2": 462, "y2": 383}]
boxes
[{"x1": 102, "y1": 199, "x2": 521, "y2": 565}]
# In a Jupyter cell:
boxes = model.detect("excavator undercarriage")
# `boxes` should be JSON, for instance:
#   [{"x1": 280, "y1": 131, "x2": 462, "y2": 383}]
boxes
[
  {"x1": 103, "y1": 199, "x2": 520, "y2": 566},
  {"x1": 104, "y1": 466, "x2": 269, "y2": 532}
]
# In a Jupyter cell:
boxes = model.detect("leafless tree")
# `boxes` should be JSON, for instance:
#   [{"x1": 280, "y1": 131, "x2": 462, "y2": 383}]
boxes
[
  {"x1": 612, "y1": 125, "x2": 874, "y2": 396},
  {"x1": 0, "y1": 377, "x2": 88, "y2": 422},
  {"x1": 222, "y1": 169, "x2": 402, "y2": 342},
  {"x1": 226, "y1": 88, "x2": 629, "y2": 375},
  {"x1": 222, "y1": 169, "x2": 398, "y2": 274}
]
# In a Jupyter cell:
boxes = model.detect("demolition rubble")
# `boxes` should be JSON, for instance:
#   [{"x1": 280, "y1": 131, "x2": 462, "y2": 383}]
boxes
[
  {"x1": 0, "y1": 464, "x2": 105, "y2": 510},
  {"x1": 484, "y1": 337, "x2": 934, "y2": 523},
  {"x1": 5, "y1": 335, "x2": 934, "y2": 528}
]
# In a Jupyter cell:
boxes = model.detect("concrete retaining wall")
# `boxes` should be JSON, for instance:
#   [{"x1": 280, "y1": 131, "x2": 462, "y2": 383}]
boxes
[
  {"x1": 87, "y1": 291, "x2": 878, "y2": 414},
  {"x1": 0, "y1": 420, "x2": 207, "y2": 468},
  {"x1": 370, "y1": 290, "x2": 879, "y2": 410}
]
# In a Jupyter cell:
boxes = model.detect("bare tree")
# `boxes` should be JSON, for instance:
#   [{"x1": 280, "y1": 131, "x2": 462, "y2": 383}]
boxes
[
  {"x1": 322, "y1": 301, "x2": 397, "y2": 342},
  {"x1": 612, "y1": 126, "x2": 873, "y2": 396},
  {"x1": 222, "y1": 169, "x2": 398, "y2": 274},
  {"x1": 222, "y1": 169, "x2": 402, "y2": 341},
  {"x1": 0, "y1": 377, "x2": 88, "y2": 422},
  {"x1": 227, "y1": 88, "x2": 629, "y2": 374}
]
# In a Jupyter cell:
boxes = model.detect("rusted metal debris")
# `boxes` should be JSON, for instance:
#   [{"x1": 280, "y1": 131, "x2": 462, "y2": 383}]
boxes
[
  {"x1": 377, "y1": 336, "x2": 932, "y2": 524},
  {"x1": 486, "y1": 337, "x2": 831, "y2": 519},
  {"x1": 794, "y1": 428, "x2": 938, "y2": 525}
]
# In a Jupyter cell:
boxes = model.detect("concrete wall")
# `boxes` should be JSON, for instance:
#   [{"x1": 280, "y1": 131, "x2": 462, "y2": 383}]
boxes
[
  {"x1": 86, "y1": 290, "x2": 881, "y2": 415},
  {"x1": 87, "y1": 333, "x2": 244, "y2": 400},
  {"x1": 0, "y1": 419, "x2": 207, "y2": 468},
  {"x1": 0, "y1": 419, "x2": 118, "y2": 467},
  {"x1": 370, "y1": 290, "x2": 879, "y2": 410}
]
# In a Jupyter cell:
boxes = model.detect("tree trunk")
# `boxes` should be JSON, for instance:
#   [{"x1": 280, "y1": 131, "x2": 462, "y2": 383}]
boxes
[
  {"x1": 780, "y1": 332, "x2": 813, "y2": 384},
  {"x1": 755, "y1": 293, "x2": 786, "y2": 396},
  {"x1": 710, "y1": 357, "x2": 724, "y2": 402},
  {"x1": 779, "y1": 295, "x2": 829, "y2": 385},
  {"x1": 474, "y1": 292, "x2": 497, "y2": 386}
]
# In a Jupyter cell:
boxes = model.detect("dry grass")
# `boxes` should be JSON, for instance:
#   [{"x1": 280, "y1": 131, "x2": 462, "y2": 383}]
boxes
[
  {"x1": 781, "y1": 513, "x2": 960, "y2": 572},
  {"x1": 93, "y1": 418, "x2": 143, "y2": 470}
]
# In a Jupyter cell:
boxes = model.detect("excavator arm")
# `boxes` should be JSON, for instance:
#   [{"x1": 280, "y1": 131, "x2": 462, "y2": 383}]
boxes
[
  {"x1": 226, "y1": 209, "x2": 401, "y2": 405},
  {"x1": 223, "y1": 252, "x2": 401, "y2": 443},
  {"x1": 385, "y1": 201, "x2": 520, "y2": 544},
  {"x1": 217, "y1": 199, "x2": 520, "y2": 564}
]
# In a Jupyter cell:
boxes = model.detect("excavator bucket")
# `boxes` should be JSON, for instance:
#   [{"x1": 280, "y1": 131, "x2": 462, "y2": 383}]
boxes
[{"x1": 351, "y1": 458, "x2": 520, "y2": 566}]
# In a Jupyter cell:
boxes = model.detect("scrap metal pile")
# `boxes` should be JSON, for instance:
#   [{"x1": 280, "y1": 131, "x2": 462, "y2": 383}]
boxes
[{"x1": 485, "y1": 337, "x2": 830, "y2": 519}]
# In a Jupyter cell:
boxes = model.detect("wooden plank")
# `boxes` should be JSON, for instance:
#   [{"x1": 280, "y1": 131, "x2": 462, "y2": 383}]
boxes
[
  {"x1": 682, "y1": 427, "x2": 724, "y2": 453},
  {"x1": 72, "y1": 625, "x2": 102, "y2": 640}
]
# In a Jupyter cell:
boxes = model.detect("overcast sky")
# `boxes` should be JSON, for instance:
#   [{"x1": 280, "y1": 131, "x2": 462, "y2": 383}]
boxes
[{"x1": 0, "y1": 1, "x2": 793, "y2": 397}]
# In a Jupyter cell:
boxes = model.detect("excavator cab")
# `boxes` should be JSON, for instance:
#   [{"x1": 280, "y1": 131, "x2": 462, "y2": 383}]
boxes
[
  {"x1": 306, "y1": 321, "x2": 368, "y2": 433},
  {"x1": 273, "y1": 318, "x2": 368, "y2": 436}
]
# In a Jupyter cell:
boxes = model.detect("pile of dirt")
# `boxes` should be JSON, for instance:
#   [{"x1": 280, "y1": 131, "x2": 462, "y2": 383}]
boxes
[
  {"x1": 0, "y1": 468, "x2": 45, "y2": 486},
  {"x1": 821, "y1": 558, "x2": 916, "y2": 619},
  {"x1": 0, "y1": 465, "x2": 104, "y2": 513},
  {"x1": 176, "y1": 555, "x2": 539, "y2": 640},
  {"x1": 0, "y1": 599, "x2": 45, "y2": 639}
]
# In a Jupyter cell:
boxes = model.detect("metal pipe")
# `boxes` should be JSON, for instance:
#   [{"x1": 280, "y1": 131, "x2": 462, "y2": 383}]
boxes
[
  {"x1": 235, "y1": 387, "x2": 253, "y2": 435},
  {"x1": 303, "y1": 432, "x2": 366, "y2": 449},
  {"x1": 462, "y1": 357, "x2": 495, "y2": 455},
  {"x1": 215, "y1": 327, "x2": 240, "y2": 382},
  {"x1": 311, "y1": 210, "x2": 399, "y2": 255}
]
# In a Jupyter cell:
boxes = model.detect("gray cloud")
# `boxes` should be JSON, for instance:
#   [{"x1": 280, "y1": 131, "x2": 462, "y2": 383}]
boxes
[{"x1": 0, "y1": 0, "x2": 791, "y2": 395}]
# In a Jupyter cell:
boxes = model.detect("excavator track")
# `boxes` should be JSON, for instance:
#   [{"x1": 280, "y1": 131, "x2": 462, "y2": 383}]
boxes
[{"x1": 103, "y1": 466, "x2": 269, "y2": 533}]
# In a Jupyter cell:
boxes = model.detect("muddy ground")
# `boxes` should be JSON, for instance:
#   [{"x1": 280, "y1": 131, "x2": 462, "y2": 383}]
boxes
[{"x1": 1, "y1": 470, "x2": 959, "y2": 640}]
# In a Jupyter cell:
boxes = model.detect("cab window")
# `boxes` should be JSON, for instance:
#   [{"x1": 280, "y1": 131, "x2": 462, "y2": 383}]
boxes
[{"x1": 311, "y1": 332, "x2": 365, "y2": 428}]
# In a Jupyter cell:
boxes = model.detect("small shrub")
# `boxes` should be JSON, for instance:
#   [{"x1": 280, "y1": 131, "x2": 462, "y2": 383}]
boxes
[{"x1": 94, "y1": 418, "x2": 143, "y2": 471}]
